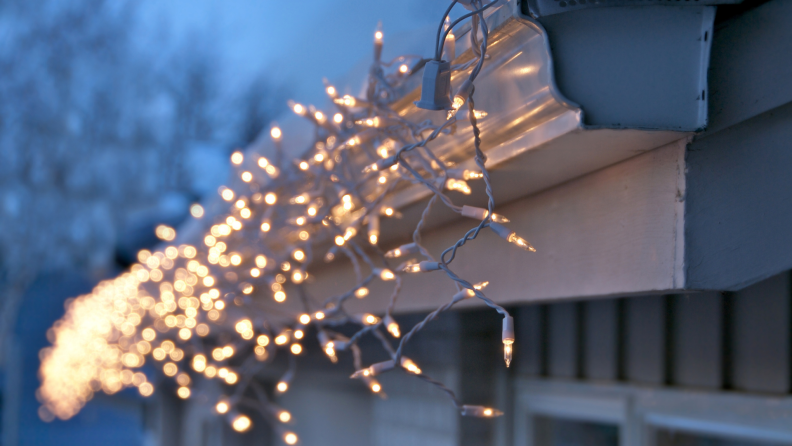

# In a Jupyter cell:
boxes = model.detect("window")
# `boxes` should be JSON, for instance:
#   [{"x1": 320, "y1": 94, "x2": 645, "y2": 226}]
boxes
[{"x1": 515, "y1": 380, "x2": 792, "y2": 446}]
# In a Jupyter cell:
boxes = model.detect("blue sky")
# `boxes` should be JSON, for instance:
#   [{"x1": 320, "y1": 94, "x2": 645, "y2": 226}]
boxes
[{"x1": 139, "y1": 0, "x2": 453, "y2": 105}]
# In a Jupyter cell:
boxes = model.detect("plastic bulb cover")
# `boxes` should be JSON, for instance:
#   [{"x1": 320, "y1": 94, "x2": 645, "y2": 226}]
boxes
[{"x1": 415, "y1": 60, "x2": 452, "y2": 110}]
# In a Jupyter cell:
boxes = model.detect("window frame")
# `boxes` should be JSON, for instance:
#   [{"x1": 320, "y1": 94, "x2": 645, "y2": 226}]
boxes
[{"x1": 514, "y1": 379, "x2": 792, "y2": 446}]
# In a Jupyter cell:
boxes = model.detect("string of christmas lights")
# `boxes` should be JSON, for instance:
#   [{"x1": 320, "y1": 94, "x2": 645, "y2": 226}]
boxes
[{"x1": 38, "y1": 0, "x2": 533, "y2": 443}]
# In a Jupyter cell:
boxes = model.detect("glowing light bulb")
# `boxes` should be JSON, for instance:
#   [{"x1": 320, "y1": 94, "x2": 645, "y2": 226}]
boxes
[
  {"x1": 290, "y1": 344, "x2": 302, "y2": 355},
  {"x1": 355, "y1": 287, "x2": 369, "y2": 298},
  {"x1": 334, "y1": 236, "x2": 345, "y2": 246},
  {"x1": 402, "y1": 263, "x2": 422, "y2": 273},
  {"x1": 452, "y1": 95, "x2": 465, "y2": 110},
  {"x1": 216, "y1": 401, "x2": 229, "y2": 414},
  {"x1": 293, "y1": 250, "x2": 305, "y2": 261},
  {"x1": 274, "y1": 291, "x2": 286, "y2": 302},
  {"x1": 314, "y1": 311, "x2": 325, "y2": 320},
  {"x1": 265, "y1": 193, "x2": 277, "y2": 205},
  {"x1": 284, "y1": 432, "x2": 298, "y2": 445},
  {"x1": 402, "y1": 358, "x2": 422, "y2": 374},
  {"x1": 190, "y1": 204, "x2": 204, "y2": 218},
  {"x1": 232, "y1": 415, "x2": 252, "y2": 432},
  {"x1": 278, "y1": 410, "x2": 291, "y2": 423},
  {"x1": 177, "y1": 387, "x2": 191, "y2": 399},
  {"x1": 379, "y1": 269, "x2": 395, "y2": 281},
  {"x1": 384, "y1": 242, "x2": 417, "y2": 258},
  {"x1": 258, "y1": 157, "x2": 270, "y2": 168},
  {"x1": 292, "y1": 103, "x2": 305, "y2": 115},
  {"x1": 276, "y1": 381, "x2": 289, "y2": 393},
  {"x1": 317, "y1": 341, "x2": 334, "y2": 364},
  {"x1": 221, "y1": 188, "x2": 235, "y2": 201},
  {"x1": 387, "y1": 322, "x2": 400, "y2": 338},
  {"x1": 461, "y1": 405, "x2": 504, "y2": 417},
  {"x1": 299, "y1": 161, "x2": 309, "y2": 170},
  {"x1": 371, "y1": 383, "x2": 382, "y2": 393},
  {"x1": 292, "y1": 271, "x2": 304, "y2": 284},
  {"x1": 503, "y1": 339, "x2": 513, "y2": 368},
  {"x1": 333, "y1": 113, "x2": 343, "y2": 123},
  {"x1": 241, "y1": 171, "x2": 252, "y2": 182},
  {"x1": 299, "y1": 313, "x2": 311, "y2": 325},
  {"x1": 270, "y1": 127, "x2": 282, "y2": 139},
  {"x1": 399, "y1": 64, "x2": 409, "y2": 73},
  {"x1": 314, "y1": 111, "x2": 325, "y2": 122},
  {"x1": 508, "y1": 233, "x2": 536, "y2": 252},
  {"x1": 369, "y1": 234, "x2": 378, "y2": 244},
  {"x1": 231, "y1": 151, "x2": 244, "y2": 165},
  {"x1": 261, "y1": 221, "x2": 271, "y2": 232},
  {"x1": 446, "y1": 178, "x2": 472, "y2": 194},
  {"x1": 326, "y1": 85, "x2": 336, "y2": 96}
]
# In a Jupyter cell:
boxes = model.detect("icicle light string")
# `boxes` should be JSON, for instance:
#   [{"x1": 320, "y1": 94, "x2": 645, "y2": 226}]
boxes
[{"x1": 38, "y1": 0, "x2": 527, "y2": 441}]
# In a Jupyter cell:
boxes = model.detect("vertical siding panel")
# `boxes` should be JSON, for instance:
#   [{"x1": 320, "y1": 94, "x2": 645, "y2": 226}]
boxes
[
  {"x1": 548, "y1": 302, "x2": 578, "y2": 378},
  {"x1": 731, "y1": 272, "x2": 790, "y2": 393},
  {"x1": 625, "y1": 295, "x2": 666, "y2": 384},
  {"x1": 514, "y1": 305, "x2": 543, "y2": 376},
  {"x1": 584, "y1": 299, "x2": 618, "y2": 381},
  {"x1": 672, "y1": 292, "x2": 723, "y2": 388}
]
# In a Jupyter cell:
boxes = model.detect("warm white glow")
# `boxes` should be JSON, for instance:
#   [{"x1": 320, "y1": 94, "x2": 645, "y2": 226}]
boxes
[
  {"x1": 333, "y1": 113, "x2": 343, "y2": 123},
  {"x1": 232, "y1": 415, "x2": 252, "y2": 432},
  {"x1": 231, "y1": 151, "x2": 244, "y2": 165},
  {"x1": 387, "y1": 322, "x2": 400, "y2": 338},
  {"x1": 503, "y1": 339, "x2": 514, "y2": 367},
  {"x1": 190, "y1": 204, "x2": 204, "y2": 218},
  {"x1": 270, "y1": 127, "x2": 282, "y2": 139},
  {"x1": 399, "y1": 64, "x2": 409, "y2": 73},
  {"x1": 264, "y1": 193, "x2": 277, "y2": 205},
  {"x1": 507, "y1": 233, "x2": 536, "y2": 252},
  {"x1": 284, "y1": 432, "x2": 298, "y2": 445}
]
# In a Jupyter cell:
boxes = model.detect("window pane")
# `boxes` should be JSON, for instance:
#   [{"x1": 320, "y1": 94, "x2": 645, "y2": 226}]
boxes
[
  {"x1": 656, "y1": 429, "x2": 789, "y2": 446},
  {"x1": 534, "y1": 416, "x2": 619, "y2": 446}
]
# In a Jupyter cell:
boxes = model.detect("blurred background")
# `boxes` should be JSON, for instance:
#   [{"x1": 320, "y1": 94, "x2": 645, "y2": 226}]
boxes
[
  {"x1": 0, "y1": 0, "x2": 451, "y2": 444},
  {"x1": 4, "y1": 1, "x2": 792, "y2": 446}
]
